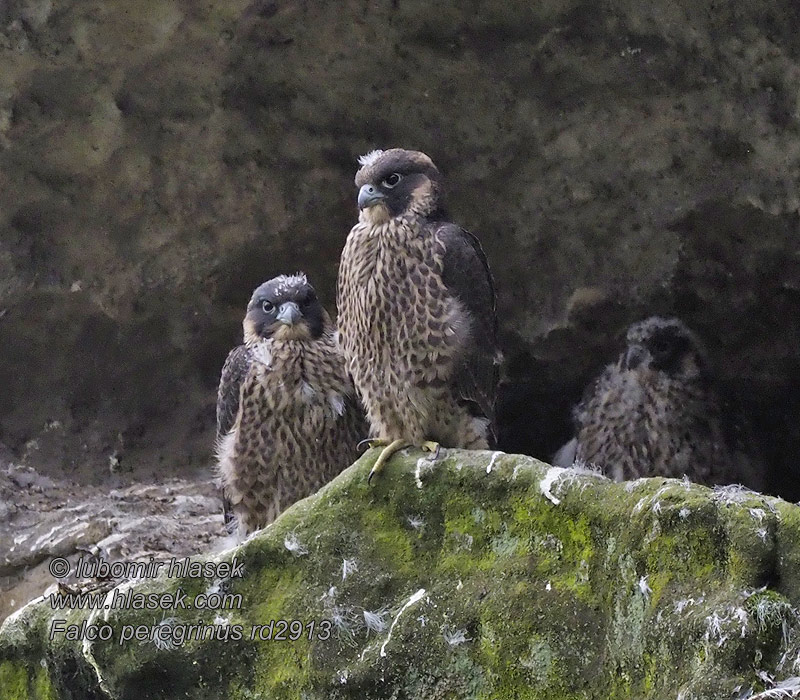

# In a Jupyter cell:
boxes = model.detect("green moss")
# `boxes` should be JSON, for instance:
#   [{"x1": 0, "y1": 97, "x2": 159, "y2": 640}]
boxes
[
  {"x1": 251, "y1": 569, "x2": 306, "y2": 623},
  {"x1": 644, "y1": 530, "x2": 718, "y2": 583},
  {"x1": 509, "y1": 495, "x2": 596, "y2": 602},
  {"x1": 776, "y1": 501, "x2": 800, "y2": 601},
  {"x1": 745, "y1": 589, "x2": 797, "y2": 649},
  {"x1": 3, "y1": 451, "x2": 800, "y2": 699},
  {"x1": 623, "y1": 497, "x2": 727, "y2": 598},
  {"x1": 643, "y1": 570, "x2": 672, "y2": 607},
  {"x1": 0, "y1": 661, "x2": 29, "y2": 700},
  {"x1": 444, "y1": 495, "x2": 503, "y2": 544},
  {"x1": 33, "y1": 666, "x2": 56, "y2": 700},
  {"x1": 437, "y1": 494, "x2": 504, "y2": 575},
  {"x1": 250, "y1": 633, "x2": 311, "y2": 698},
  {"x1": 359, "y1": 507, "x2": 416, "y2": 577}
]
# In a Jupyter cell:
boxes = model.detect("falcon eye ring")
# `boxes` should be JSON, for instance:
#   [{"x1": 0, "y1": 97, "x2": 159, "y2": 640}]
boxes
[
  {"x1": 262, "y1": 300, "x2": 275, "y2": 313},
  {"x1": 381, "y1": 173, "x2": 402, "y2": 188}
]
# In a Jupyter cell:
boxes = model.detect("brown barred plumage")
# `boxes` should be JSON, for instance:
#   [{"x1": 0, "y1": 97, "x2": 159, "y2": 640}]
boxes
[
  {"x1": 336, "y1": 149, "x2": 500, "y2": 460},
  {"x1": 553, "y1": 316, "x2": 764, "y2": 489},
  {"x1": 216, "y1": 274, "x2": 366, "y2": 535}
]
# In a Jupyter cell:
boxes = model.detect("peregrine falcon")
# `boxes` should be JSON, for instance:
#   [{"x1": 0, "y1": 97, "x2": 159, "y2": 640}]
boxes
[
  {"x1": 336, "y1": 148, "x2": 500, "y2": 480},
  {"x1": 553, "y1": 316, "x2": 764, "y2": 488},
  {"x1": 215, "y1": 273, "x2": 366, "y2": 535}
]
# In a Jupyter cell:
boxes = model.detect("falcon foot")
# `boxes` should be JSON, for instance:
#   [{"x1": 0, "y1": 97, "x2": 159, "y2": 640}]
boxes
[
  {"x1": 420, "y1": 440, "x2": 441, "y2": 460},
  {"x1": 357, "y1": 437, "x2": 390, "y2": 452},
  {"x1": 367, "y1": 439, "x2": 408, "y2": 483},
  {"x1": 367, "y1": 439, "x2": 442, "y2": 483}
]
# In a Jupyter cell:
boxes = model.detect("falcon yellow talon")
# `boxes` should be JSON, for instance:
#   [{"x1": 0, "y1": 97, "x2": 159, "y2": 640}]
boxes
[
  {"x1": 421, "y1": 441, "x2": 441, "y2": 459},
  {"x1": 358, "y1": 437, "x2": 390, "y2": 452},
  {"x1": 367, "y1": 438, "x2": 409, "y2": 483}
]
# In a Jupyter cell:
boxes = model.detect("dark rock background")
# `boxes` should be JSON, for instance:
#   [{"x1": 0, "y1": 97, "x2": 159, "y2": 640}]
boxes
[{"x1": 0, "y1": 0, "x2": 798, "y2": 496}]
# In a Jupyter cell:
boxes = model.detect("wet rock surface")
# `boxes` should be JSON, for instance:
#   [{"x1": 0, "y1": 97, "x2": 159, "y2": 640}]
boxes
[
  {"x1": 2, "y1": 449, "x2": 800, "y2": 699},
  {"x1": 0, "y1": 462, "x2": 226, "y2": 624},
  {"x1": 0, "y1": 0, "x2": 798, "y2": 498}
]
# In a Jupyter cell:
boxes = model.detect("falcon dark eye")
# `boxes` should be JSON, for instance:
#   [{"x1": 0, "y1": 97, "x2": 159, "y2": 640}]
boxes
[
  {"x1": 381, "y1": 173, "x2": 402, "y2": 188},
  {"x1": 652, "y1": 339, "x2": 670, "y2": 354},
  {"x1": 262, "y1": 300, "x2": 275, "y2": 313}
]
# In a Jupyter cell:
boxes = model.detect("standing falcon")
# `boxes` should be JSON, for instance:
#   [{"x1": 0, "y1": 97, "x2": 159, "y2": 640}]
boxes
[
  {"x1": 216, "y1": 273, "x2": 366, "y2": 535},
  {"x1": 336, "y1": 148, "x2": 500, "y2": 480},
  {"x1": 553, "y1": 316, "x2": 764, "y2": 489}
]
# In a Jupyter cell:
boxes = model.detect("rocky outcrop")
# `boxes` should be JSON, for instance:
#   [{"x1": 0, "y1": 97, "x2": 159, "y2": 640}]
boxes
[
  {"x1": 0, "y1": 0, "x2": 799, "y2": 497},
  {"x1": 2, "y1": 449, "x2": 800, "y2": 699},
  {"x1": 0, "y1": 463, "x2": 227, "y2": 625}
]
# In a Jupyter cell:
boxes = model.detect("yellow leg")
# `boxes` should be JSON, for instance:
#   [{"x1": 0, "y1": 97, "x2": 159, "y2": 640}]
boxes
[
  {"x1": 366, "y1": 440, "x2": 443, "y2": 483},
  {"x1": 368, "y1": 438, "x2": 409, "y2": 483}
]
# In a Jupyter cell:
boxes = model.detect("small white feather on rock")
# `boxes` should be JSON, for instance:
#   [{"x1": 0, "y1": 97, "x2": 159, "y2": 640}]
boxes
[{"x1": 284, "y1": 533, "x2": 308, "y2": 557}]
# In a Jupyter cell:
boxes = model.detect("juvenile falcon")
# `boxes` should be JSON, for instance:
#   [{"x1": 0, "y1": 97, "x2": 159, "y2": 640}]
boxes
[
  {"x1": 553, "y1": 316, "x2": 763, "y2": 489},
  {"x1": 216, "y1": 273, "x2": 366, "y2": 535},
  {"x1": 336, "y1": 148, "x2": 500, "y2": 480}
]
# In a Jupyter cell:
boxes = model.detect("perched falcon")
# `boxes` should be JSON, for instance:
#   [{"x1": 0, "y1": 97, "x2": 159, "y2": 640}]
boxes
[
  {"x1": 215, "y1": 273, "x2": 366, "y2": 535},
  {"x1": 336, "y1": 148, "x2": 500, "y2": 480},
  {"x1": 553, "y1": 316, "x2": 764, "y2": 489}
]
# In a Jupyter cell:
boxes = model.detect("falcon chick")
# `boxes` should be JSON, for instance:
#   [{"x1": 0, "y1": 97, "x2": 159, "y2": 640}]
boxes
[
  {"x1": 336, "y1": 148, "x2": 500, "y2": 480},
  {"x1": 216, "y1": 273, "x2": 366, "y2": 535},
  {"x1": 553, "y1": 316, "x2": 763, "y2": 489}
]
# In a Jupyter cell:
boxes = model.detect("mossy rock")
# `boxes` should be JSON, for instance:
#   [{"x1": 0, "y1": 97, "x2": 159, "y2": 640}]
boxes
[{"x1": 2, "y1": 449, "x2": 800, "y2": 699}]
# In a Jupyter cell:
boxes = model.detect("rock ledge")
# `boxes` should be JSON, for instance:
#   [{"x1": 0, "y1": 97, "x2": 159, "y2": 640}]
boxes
[{"x1": 2, "y1": 449, "x2": 800, "y2": 699}]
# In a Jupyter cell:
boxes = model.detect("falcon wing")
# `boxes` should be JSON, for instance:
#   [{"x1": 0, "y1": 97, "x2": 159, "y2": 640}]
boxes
[
  {"x1": 216, "y1": 344, "x2": 253, "y2": 440},
  {"x1": 216, "y1": 344, "x2": 253, "y2": 532},
  {"x1": 436, "y1": 222, "x2": 501, "y2": 439},
  {"x1": 556, "y1": 362, "x2": 618, "y2": 467},
  {"x1": 572, "y1": 362, "x2": 617, "y2": 428}
]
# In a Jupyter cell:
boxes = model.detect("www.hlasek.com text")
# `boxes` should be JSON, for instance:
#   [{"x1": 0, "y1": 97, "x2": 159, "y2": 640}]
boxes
[{"x1": 50, "y1": 586, "x2": 242, "y2": 612}]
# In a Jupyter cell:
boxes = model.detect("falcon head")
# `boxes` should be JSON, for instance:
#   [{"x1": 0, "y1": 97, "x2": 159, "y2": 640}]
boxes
[
  {"x1": 243, "y1": 273, "x2": 327, "y2": 344},
  {"x1": 622, "y1": 316, "x2": 706, "y2": 379},
  {"x1": 354, "y1": 148, "x2": 444, "y2": 224}
]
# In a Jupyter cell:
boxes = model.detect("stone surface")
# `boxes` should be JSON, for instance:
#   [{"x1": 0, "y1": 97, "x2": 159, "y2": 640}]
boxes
[
  {"x1": 0, "y1": 463, "x2": 228, "y2": 625},
  {"x1": 0, "y1": 0, "x2": 798, "y2": 497},
  {"x1": 2, "y1": 449, "x2": 800, "y2": 699}
]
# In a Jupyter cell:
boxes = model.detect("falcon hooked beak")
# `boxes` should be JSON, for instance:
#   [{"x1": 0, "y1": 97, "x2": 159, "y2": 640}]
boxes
[
  {"x1": 623, "y1": 344, "x2": 646, "y2": 370},
  {"x1": 243, "y1": 274, "x2": 327, "y2": 345},
  {"x1": 358, "y1": 184, "x2": 386, "y2": 210},
  {"x1": 276, "y1": 302, "x2": 302, "y2": 326}
]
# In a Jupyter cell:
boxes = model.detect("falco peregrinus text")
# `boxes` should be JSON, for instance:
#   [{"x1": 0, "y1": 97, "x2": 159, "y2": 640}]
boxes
[
  {"x1": 336, "y1": 148, "x2": 500, "y2": 479},
  {"x1": 553, "y1": 316, "x2": 763, "y2": 488},
  {"x1": 216, "y1": 273, "x2": 366, "y2": 535}
]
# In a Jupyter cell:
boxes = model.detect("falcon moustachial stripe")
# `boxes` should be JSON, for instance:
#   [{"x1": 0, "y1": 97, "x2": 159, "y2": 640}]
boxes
[
  {"x1": 215, "y1": 273, "x2": 366, "y2": 535},
  {"x1": 552, "y1": 315, "x2": 765, "y2": 490},
  {"x1": 336, "y1": 148, "x2": 501, "y2": 481}
]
